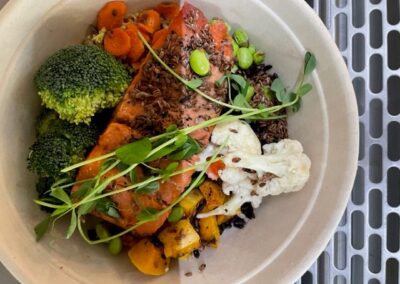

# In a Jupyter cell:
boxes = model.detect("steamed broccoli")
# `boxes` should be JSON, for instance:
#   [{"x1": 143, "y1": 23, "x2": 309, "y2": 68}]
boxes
[
  {"x1": 27, "y1": 135, "x2": 80, "y2": 177},
  {"x1": 28, "y1": 109, "x2": 102, "y2": 179},
  {"x1": 35, "y1": 109, "x2": 101, "y2": 155},
  {"x1": 34, "y1": 44, "x2": 130, "y2": 124}
]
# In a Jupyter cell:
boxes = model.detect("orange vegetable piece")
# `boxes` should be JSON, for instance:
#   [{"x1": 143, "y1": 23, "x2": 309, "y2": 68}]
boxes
[
  {"x1": 104, "y1": 27, "x2": 131, "y2": 57},
  {"x1": 96, "y1": 1, "x2": 127, "y2": 30},
  {"x1": 154, "y1": 2, "x2": 180, "y2": 20},
  {"x1": 207, "y1": 160, "x2": 225, "y2": 180},
  {"x1": 152, "y1": 28, "x2": 169, "y2": 45},
  {"x1": 137, "y1": 9, "x2": 161, "y2": 34},
  {"x1": 128, "y1": 238, "x2": 170, "y2": 275},
  {"x1": 124, "y1": 24, "x2": 146, "y2": 62}
]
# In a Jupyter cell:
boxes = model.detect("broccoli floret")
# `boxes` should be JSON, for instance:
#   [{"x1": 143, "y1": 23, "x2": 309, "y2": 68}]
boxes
[
  {"x1": 34, "y1": 44, "x2": 130, "y2": 124},
  {"x1": 36, "y1": 109, "x2": 101, "y2": 155},
  {"x1": 29, "y1": 109, "x2": 102, "y2": 178},
  {"x1": 27, "y1": 135, "x2": 80, "y2": 177}
]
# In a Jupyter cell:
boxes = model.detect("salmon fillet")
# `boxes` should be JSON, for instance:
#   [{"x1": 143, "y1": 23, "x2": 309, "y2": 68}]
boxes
[{"x1": 74, "y1": 2, "x2": 234, "y2": 236}]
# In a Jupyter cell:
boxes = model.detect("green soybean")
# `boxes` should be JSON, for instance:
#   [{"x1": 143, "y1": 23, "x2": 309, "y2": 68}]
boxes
[
  {"x1": 245, "y1": 85, "x2": 255, "y2": 101},
  {"x1": 248, "y1": 44, "x2": 256, "y2": 55},
  {"x1": 189, "y1": 49, "x2": 210, "y2": 76},
  {"x1": 168, "y1": 206, "x2": 184, "y2": 223},
  {"x1": 108, "y1": 237, "x2": 122, "y2": 255},
  {"x1": 95, "y1": 224, "x2": 110, "y2": 240},
  {"x1": 238, "y1": 48, "x2": 253, "y2": 70},
  {"x1": 232, "y1": 40, "x2": 239, "y2": 57},
  {"x1": 253, "y1": 51, "x2": 265, "y2": 65},
  {"x1": 233, "y1": 29, "x2": 249, "y2": 47}
]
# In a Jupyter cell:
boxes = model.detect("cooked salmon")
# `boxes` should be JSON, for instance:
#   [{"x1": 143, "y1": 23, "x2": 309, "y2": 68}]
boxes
[{"x1": 74, "y1": 2, "x2": 234, "y2": 236}]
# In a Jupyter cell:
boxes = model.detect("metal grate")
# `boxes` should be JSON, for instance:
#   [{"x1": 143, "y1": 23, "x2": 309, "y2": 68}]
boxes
[{"x1": 298, "y1": 0, "x2": 400, "y2": 283}]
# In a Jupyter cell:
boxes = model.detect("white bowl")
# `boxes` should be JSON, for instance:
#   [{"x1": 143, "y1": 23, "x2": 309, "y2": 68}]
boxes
[{"x1": 0, "y1": 0, "x2": 358, "y2": 283}]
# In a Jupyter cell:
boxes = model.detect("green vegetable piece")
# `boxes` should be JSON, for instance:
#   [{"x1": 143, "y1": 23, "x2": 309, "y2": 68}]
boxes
[
  {"x1": 233, "y1": 29, "x2": 249, "y2": 47},
  {"x1": 232, "y1": 40, "x2": 239, "y2": 57},
  {"x1": 253, "y1": 51, "x2": 265, "y2": 65},
  {"x1": 34, "y1": 217, "x2": 52, "y2": 241},
  {"x1": 189, "y1": 49, "x2": 210, "y2": 76},
  {"x1": 245, "y1": 85, "x2": 255, "y2": 101},
  {"x1": 115, "y1": 138, "x2": 152, "y2": 165},
  {"x1": 136, "y1": 180, "x2": 160, "y2": 194},
  {"x1": 237, "y1": 48, "x2": 254, "y2": 70},
  {"x1": 168, "y1": 206, "x2": 184, "y2": 223},
  {"x1": 248, "y1": 44, "x2": 256, "y2": 55},
  {"x1": 304, "y1": 52, "x2": 317, "y2": 76},
  {"x1": 34, "y1": 45, "x2": 130, "y2": 124},
  {"x1": 108, "y1": 237, "x2": 122, "y2": 255},
  {"x1": 95, "y1": 224, "x2": 110, "y2": 240}
]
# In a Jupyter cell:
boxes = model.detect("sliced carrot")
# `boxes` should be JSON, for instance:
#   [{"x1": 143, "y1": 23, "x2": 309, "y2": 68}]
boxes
[
  {"x1": 206, "y1": 160, "x2": 225, "y2": 181},
  {"x1": 154, "y1": 2, "x2": 180, "y2": 21},
  {"x1": 137, "y1": 9, "x2": 161, "y2": 34},
  {"x1": 152, "y1": 28, "x2": 169, "y2": 45},
  {"x1": 96, "y1": 1, "x2": 128, "y2": 30},
  {"x1": 124, "y1": 24, "x2": 146, "y2": 62},
  {"x1": 104, "y1": 27, "x2": 131, "y2": 57}
]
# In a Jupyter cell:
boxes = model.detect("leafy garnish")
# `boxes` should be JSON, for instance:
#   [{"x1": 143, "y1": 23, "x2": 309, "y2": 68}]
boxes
[
  {"x1": 186, "y1": 78, "x2": 203, "y2": 90},
  {"x1": 96, "y1": 198, "x2": 120, "y2": 219},
  {"x1": 66, "y1": 210, "x2": 77, "y2": 239},
  {"x1": 136, "y1": 208, "x2": 160, "y2": 222},
  {"x1": 115, "y1": 138, "x2": 152, "y2": 165},
  {"x1": 136, "y1": 180, "x2": 160, "y2": 194},
  {"x1": 34, "y1": 217, "x2": 52, "y2": 241}
]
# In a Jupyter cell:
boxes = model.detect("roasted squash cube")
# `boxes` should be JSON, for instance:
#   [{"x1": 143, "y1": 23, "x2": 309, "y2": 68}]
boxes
[
  {"x1": 179, "y1": 188, "x2": 204, "y2": 216},
  {"x1": 128, "y1": 238, "x2": 170, "y2": 276},
  {"x1": 158, "y1": 219, "x2": 201, "y2": 258},
  {"x1": 199, "y1": 180, "x2": 225, "y2": 212},
  {"x1": 199, "y1": 216, "x2": 220, "y2": 247}
]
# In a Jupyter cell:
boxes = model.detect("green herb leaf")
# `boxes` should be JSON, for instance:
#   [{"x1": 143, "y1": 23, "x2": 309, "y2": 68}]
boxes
[
  {"x1": 66, "y1": 211, "x2": 77, "y2": 239},
  {"x1": 229, "y1": 74, "x2": 247, "y2": 90},
  {"x1": 116, "y1": 162, "x2": 130, "y2": 172},
  {"x1": 71, "y1": 180, "x2": 94, "y2": 199},
  {"x1": 186, "y1": 78, "x2": 203, "y2": 90},
  {"x1": 262, "y1": 85, "x2": 275, "y2": 100},
  {"x1": 129, "y1": 169, "x2": 137, "y2": 184},
  {"x1": 50, "y1": 188, "x2": 71, "y2": 205},
  {"x1": 34, "y1": 217, "x2": 52, "y2": 241},
  {"x1": 115, "y1": 138, "x2": 152, "y2": 165},
  {"x1": 291, "y1": 99, "x2": 302, "y2": 112},
  {"x1": 136, "y1": 208, "x2": 160, "y2": 222},
  {"x1": 233, "y1": 93, "x2": 251, "y2": 109},
  {"x1": 145, "y1": 144, "x2": 177, "y2": 162},
  {"x1": 96, "y1": 198, "x2": 121, "y2": 219},
  {"x1": 304, "y1": 52, "x2": 317, "y2": 76},
  {"x1": 297, "y1": 83, "x2": 313, "y2": 97},
  {"x1": 99, "y1": 158, "x2": 117, "y2": 173},
  {"x1": 174, "y1": 133, "x2": 188, "y2": 147},
  {"x1": 271, "y1": 78, "x2": 285, "y2": 98},
  {"x1": 168, "y1": 137, "x2": 200, "y2": 160},
  {"x1": 166, "y1": 124, "x2": 178, "y2": 133},
  {"x1": 78, "y1": 200, "x2": 97, "y2": 216},
  {"x1": 161, "y1": 162, "x2": 179, "y2": 181},
  {"x1": 215, "y1": 75, "x2": 227, "y2": 87},
  {"x1": 51, "y1": 207, "x2": 68, "y2": 217},
  {"x1": 136, "y1": 180, "x2": 160, "y2": 194}
]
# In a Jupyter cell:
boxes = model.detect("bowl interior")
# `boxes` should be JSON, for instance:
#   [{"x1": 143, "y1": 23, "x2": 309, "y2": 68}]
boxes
[{"x1": 0, "y1": 0, "x2": 358, "y2": 283}]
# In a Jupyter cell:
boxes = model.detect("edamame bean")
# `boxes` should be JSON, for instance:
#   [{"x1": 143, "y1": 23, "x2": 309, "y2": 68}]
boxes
[
  {"x1": 95, "y1": 224, "x2": 110, "y2": 240},
  {"x1": 245, "y1": 85, "x2": 255, "y2": 101},
  {"x1": 238, "y1": 48, "x2": 253, "y2": 70},
  {"x1": 233, "y1": 29, "x2": 249, "y2": 47},
  {"x1": 108, "y1": 237, "x2": 122, "y2": 255},
  {"x1": 248, "y1": 44, "x2": 256, "y2": 55},
  {"x1": 232, "y1": 40, "x2": 239, "y2": 57},
  {"x1": 189, "y1": 49, "x2": 210, "y2": 76},
  {"x1": 168, "y1": 206, "x2": 184, "y2": 223},
  {"x1": 253, "y1": 51, "x2": 265, "y2": 65}
]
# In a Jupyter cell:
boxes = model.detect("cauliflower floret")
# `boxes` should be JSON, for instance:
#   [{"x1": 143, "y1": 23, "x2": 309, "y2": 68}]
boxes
[
  {"x1": 212, "y1": 120, "x2": 261, "y2": 154},
  {"x1": 197, "y1": 121, "x2": 311, "y2": 219}
]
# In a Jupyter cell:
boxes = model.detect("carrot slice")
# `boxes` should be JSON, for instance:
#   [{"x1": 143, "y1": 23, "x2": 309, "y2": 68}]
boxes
[
  {"x1": 104, "y1": 28, "x2": 131, "y2": 57},
  {"x1": 152, "y1": 28, "x2": 169, "y2": 45},
  {"x1": 124, "y1": 24, "x2": 146, "y2": 62},
  {"x1": 96, "y1": 1, "x2": 128, "y2": 30},
  {"x1": 154, "y1": 2, "x2": 180, "y2": 20},
  {"x1": 207, "y1": 160, "x2": 225, "y2": 180},
  {"x1": 137, "y1": 9, "x2": 161, "y2": 34}
]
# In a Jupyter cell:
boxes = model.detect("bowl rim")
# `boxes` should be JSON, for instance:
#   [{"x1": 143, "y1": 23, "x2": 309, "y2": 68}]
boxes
[{"x1": 0, "y1": 0, "x2": 359, "y2": 283}]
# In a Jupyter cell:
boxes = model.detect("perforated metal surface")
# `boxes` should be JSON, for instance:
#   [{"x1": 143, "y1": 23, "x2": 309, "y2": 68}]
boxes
[{"x1": 297, "y1": 0, "x2": 400, "y2": 283}]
